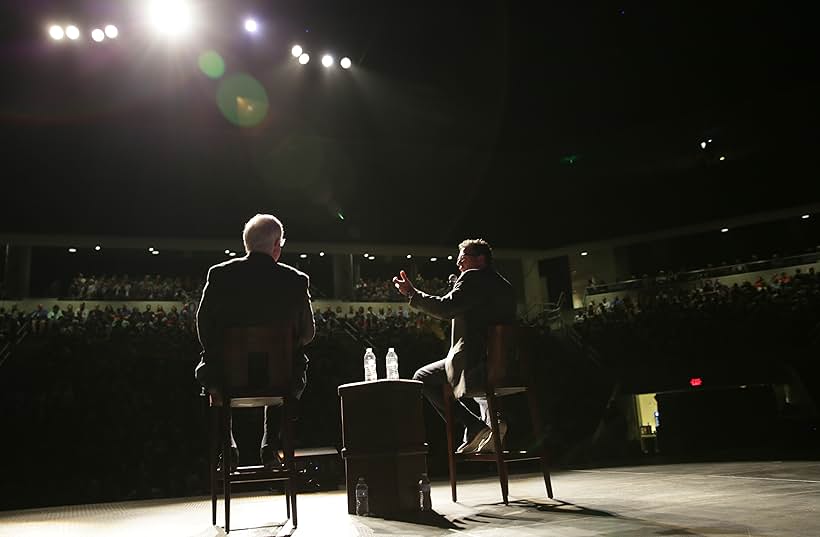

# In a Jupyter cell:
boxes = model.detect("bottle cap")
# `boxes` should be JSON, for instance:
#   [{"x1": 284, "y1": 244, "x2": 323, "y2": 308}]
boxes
[
  {"x1": 388, "y1": 347, "x2": 395, "y2": 352},
  {"x1": 366, "y1": 347, "x2": 372, "y2": 352}
]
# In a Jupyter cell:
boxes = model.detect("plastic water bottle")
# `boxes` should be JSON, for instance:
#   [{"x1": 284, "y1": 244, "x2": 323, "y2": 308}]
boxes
[
  {"x1": 385, "y1": 347, "x2": 399, "y2": 380},
  {"x1": 363, "y1": 348, "x2": 377, "y2": 382},
  {"x1": 355, "y1": 476, "x2": 369, "y2": 516},
  {"x1": 418, "y1": 473, "x2": 432, "y2": 511}
]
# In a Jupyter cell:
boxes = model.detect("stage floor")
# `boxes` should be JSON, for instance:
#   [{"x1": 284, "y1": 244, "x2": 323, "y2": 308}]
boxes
[{"x1": 1, "y1": 461, "x2": 818, "y2": 536}]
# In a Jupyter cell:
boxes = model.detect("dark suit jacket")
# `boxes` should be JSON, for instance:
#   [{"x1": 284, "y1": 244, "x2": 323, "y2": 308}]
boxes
[
  {"x1": 409, "y1": 266, "x2": 516, "y2": 398},
  {"x1": 196, "y1": 252, "x2": 315, "y2": 385}
]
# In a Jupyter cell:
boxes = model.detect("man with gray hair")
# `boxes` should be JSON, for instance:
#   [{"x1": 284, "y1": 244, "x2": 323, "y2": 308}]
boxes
[{"x1": 195, "y1": 213, "x2": 315, "y2": 468}]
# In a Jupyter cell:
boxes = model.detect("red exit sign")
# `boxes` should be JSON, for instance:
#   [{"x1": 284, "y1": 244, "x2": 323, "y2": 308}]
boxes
[{"x1": 689, "y1": 377, "x2": 703, "y2": 387}]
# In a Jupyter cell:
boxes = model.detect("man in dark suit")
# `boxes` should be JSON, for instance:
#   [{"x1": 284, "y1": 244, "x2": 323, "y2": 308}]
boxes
[
  {"x1": 195, "y1": 213, "x2": 315, "y2": 466},
  {"x1": 393, "y1": 239, "x2": 516, "y2": 454}
]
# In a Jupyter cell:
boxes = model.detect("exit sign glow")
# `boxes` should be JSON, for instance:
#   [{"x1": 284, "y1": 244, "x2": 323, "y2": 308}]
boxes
[{"x1": 689, "y1": 377, "x2": 703, "y2": 387}]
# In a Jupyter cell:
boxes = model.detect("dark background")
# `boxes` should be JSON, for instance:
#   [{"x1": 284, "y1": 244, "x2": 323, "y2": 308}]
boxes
[{"x1": 1, "y1": 1, "x2": 818, "y2": 248}]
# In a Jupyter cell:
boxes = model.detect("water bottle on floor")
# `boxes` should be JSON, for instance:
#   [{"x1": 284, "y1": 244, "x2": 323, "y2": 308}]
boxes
[
  {"x1": 418, "y1": 473, "x2": 432, "y2": 511},
  {"x1": 385, "y1": 347, "x2": 399, "y2": 380},
  {"x1": 363, "y1": 348, "x2": 377, "y2": 382},
  {"x1": 355, "y1": 476, "x2": 370, "y2": 516}
]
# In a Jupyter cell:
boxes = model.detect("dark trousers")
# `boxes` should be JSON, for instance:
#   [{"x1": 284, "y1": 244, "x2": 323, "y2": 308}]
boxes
[
  {"x1": 413, "y1": 358, "x2": 488, "y2": 440},
  {"x1": 195, "y1": 359, "x2": 307, "y2": 453}
]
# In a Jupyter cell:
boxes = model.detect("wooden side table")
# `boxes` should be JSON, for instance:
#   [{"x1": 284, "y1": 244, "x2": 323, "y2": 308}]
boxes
[{"x1": 338, "y1": 379, "x2": 428, "y2": 516}]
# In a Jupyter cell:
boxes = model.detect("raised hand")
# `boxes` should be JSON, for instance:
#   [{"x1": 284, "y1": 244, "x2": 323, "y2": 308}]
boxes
[{"x1": 392, "y1": 270, "x2": 418, "y2": 298}]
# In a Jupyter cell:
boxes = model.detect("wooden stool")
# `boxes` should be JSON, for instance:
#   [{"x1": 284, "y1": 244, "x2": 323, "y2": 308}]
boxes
[
  {"x1": 443, "y1": 324, "x2": 553, "y2": 504},
  {"x1": 208, "y1": 323, "x2": 299, "y2": 533}
]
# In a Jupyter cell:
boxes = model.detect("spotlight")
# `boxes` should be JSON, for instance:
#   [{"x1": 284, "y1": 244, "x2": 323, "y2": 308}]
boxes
[
  {"x1": 340, "y1": 57, "x2": 352, "y2": 69},
  {"x1": 68, "y1": 248, "x2": 77, "y2": 253},
  {"x1": 298, "y1": 53, "x2": 310, "y2": 65},
  {"x1": 321, "y1": 54, "x2": 334, "y2": 68},
  {"x1": 104, "y1": 24, "x2": 119, "y2": 39},
  {"x1": 49, "y1": 25, "x2": 65, "y2": 40},
  {"x1": 91, "y1": 29, "x2": 105, "y2": 42},
  {"x1": 65, "y1": 25, "x2": 80, "y2": 40},
  {"x1": 291, "y1": 45, "x2": 303, "y2": 57},
  {"x1": 244, "y1": 18, "x2": 258, "y2": 33},
  {"x1": 149, "y1": 0, "x2": 192, "y2": 36}
]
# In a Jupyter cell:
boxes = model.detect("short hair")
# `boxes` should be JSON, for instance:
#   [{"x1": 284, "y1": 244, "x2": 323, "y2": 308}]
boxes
[
  {"x1": 458, "y1": 238, "x2": 493, "y2": 264},
  {"x1": 243, "y1": 214, "x2": 284, "y2": 254}
]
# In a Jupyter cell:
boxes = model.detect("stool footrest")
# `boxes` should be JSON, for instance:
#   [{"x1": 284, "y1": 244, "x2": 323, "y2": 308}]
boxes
[{"x1": 457, "y1": 451, "x2": 541, "y2": 462}]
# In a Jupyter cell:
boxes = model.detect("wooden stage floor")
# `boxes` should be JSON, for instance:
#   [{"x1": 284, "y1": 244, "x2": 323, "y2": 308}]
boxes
[{"x1": 1, "y1": 461, "x2": 818, "y2": 536}]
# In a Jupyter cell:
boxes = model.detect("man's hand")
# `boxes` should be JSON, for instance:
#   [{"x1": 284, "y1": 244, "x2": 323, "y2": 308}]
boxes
[{"x1": 392, "y1": 270, "x2": 418, "y2": 298}]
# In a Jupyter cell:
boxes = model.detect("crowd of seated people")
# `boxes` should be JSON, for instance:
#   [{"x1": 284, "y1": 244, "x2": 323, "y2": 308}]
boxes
[
  {"x1": 314, "y1": 304, "x2": 449, "y2": 341},
  {"x1": 1, "y1": 301, "x2": 199, "y2": 342},
  {"x1": 353, "y1": 275, "x2": 451, "y2": 302},
  {"x1": 66, "y1": 273, "x2": 204, "y2": 302},
  {"x1": 574, "y1": 267, "x2": 820, "y2": 380}
]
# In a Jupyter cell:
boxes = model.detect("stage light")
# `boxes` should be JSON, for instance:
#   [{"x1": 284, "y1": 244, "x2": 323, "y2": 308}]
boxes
[
  {"x1": 291, "y1": 45, "x2": 303, "y2": 57},
  {"x1": 68, "y1": 248, "x2": 77, "y2": 253},
  {"x1": 319, "y1": 252, "x2": 325, "y2": 257},
  {"x1": 244, "y1": 18, "x2": 258, "y2": 33},
  {"x1": 321, "y1": 54, "x2": 334, "y2": 68},
  {"x1": 801, "y1": 214, "x2": 810, "y2": 220},
  {"x1": 104, "y1": 24, "x2": 118, "y2": 39},
  {"x1": 298, "y1": 53, "x2": 310, "y2": 65},
  {"x1": 65, "y1": 25, "x2": 80, "y2": 40},
  {"x1": 91, "y1": 29, "x2": 105, "y2": 42},
  {"x1": 95, "y1": 245, "x2": 101, "y2": 251},
  {"x1": 149, "y1": 0, "x2": 192, "y2": 36},
  {"x1": 340, "y1": 57, "x2": 352, "y2": 69},
  {"x1": 300, "y1": 253, "x2": 308, "y2": 259},
  {"x1": 49, "y1": 25, "x2": 64, "y2": 40},
  {"x1": 720, "y1": 228, "x2": 729, "y2": 233},
  {"x1": 580, "y1": 251, "x2": 589, "y2": 256}
]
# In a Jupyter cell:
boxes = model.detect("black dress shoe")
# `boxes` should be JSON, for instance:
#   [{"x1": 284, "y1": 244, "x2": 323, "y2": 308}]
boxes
[
  {"x1": 217, "y1": 447, "x2": 239, "y2": 472},
  {"x1": 260, "y1": 446, "x2": 284, "y2": 469}
]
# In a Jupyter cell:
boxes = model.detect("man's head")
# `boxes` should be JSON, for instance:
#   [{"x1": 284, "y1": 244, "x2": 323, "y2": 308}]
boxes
[
  {"x1": 243, "y1": 213, "x2": 285, "y2": 260},
  {"x1": 457, "y1": 238, "x2": 492, "y2": 273}
]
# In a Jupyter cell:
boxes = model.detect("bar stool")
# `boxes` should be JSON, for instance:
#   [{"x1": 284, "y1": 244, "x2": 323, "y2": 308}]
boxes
[
  {"x1": 443, "y1": 324, "x2": 553, "y2": 504},
  {"x1": 208, "y1": 322, "x2": 299, "y2": 533}
]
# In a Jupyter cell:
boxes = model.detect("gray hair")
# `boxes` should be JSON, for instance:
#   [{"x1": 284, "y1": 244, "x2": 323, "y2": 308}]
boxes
[{"x1": 243, "y1": 214, "x2": 284, "y2": 254}]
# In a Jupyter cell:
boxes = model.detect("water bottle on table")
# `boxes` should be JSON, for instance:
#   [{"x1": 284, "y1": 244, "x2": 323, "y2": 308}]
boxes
[
  {"x1": 385, "y1": 347, "x2": 399, "y2": 380},
  {"x1": 363, "y1": 347, "x2": 377, "y2": 382},
  {"x1": 418, "y1": 473, "x2": 432, "y2": 511}
]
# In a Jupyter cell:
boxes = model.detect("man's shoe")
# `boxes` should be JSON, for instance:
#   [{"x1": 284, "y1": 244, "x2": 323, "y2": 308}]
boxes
[
  {"x1": 260, "y1": 446, "x2": 284, "y2": 469},
  {"x1": 455, "y1": 427, "x2": 492, "y2": 454},
  {"x1": 217, "y1": 447, "x2": 239, "y2": 472},
  {"x1": 477, "y1": 421, "x2": 508, "y2": 453}
]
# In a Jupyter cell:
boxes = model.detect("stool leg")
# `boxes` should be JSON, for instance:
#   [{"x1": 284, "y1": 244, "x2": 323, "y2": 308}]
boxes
[
  {"x1": 284, "y1": 398, "x2": 298, "y2": 528},
  {"x1": 224, "y1": 404, "x2": 232, "y2": 533},
  {"x1": 486, "y1": 390, "x2": 509, "y2": 504},
  {"x1": 526, "y1": 386, "x2": 553, "y2": 499},
  {"x1": 210, "y1": 407, "x2": 218, "y2": 526},
  {"x1": 443, "y1": 386, "x2": 458, "y2": 502}
]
